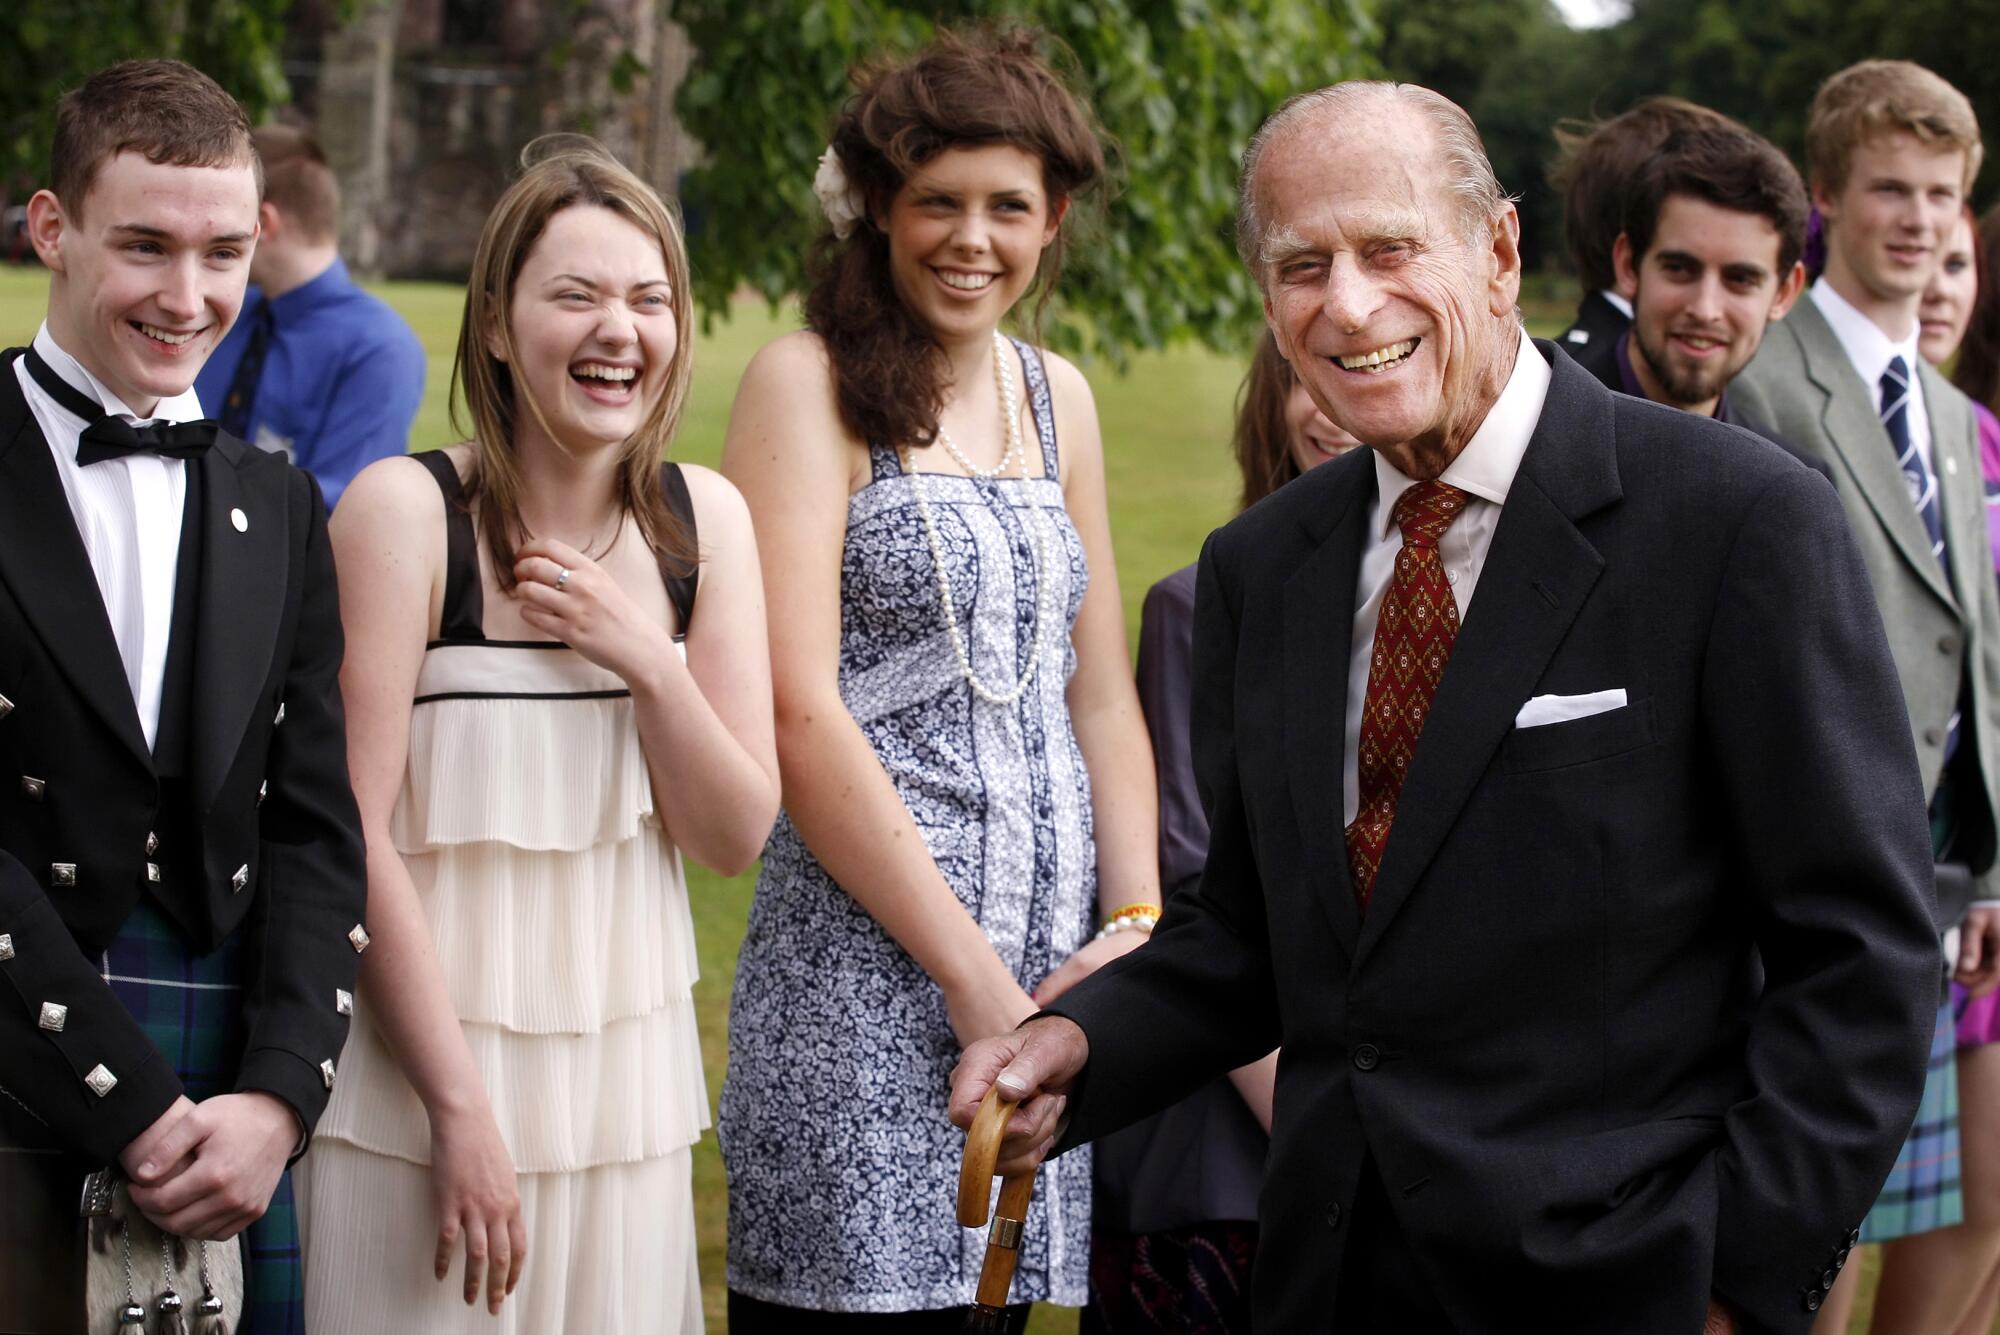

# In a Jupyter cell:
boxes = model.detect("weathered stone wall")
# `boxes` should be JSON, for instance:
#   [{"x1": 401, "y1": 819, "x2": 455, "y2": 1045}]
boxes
[{"x1": 283, "y1": 0, "x2": 691, "y2": 280}]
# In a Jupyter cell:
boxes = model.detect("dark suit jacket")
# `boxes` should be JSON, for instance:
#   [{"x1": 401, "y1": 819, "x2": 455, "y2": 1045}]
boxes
[
  {"x1": 1558, "y1": 289, "x2": 1631, "y2": 361},
  {"x1": 1049, "y1": 341, "x2": 1939, "y2": 1333},
  {"x1": 0, "y1": 352, "x2": 366, "y2": 1165}
]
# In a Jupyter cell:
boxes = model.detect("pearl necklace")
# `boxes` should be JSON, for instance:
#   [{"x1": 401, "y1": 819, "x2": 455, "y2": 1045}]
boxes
[
  {"x1": 901, "y1": 335, "x2": 1056, "y2": 707},
  {"x1": 933, "y1": 333, "x2": 1023, "y2": 480}
]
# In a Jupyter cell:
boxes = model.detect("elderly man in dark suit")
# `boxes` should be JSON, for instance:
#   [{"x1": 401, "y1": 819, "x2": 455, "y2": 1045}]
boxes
[
  {"x1": 0, "y1": 60, "x2": 365, "y2": 1329},
  {"x1": 951, "y1": 81, "x2": 1940, "y2": 1334}
]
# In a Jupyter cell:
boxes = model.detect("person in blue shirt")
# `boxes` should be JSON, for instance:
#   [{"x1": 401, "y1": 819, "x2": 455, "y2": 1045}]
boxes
[{"x1": 196, "y1": 124, "x2": 425, "y2": 509}]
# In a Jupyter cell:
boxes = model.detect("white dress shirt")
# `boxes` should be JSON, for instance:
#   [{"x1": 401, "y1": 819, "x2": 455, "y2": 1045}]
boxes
[
  {"x1": 14, "y1": 324, "x2": 196, "y2": 751},
  {"x1": 1810, "y1": 278, "x2": 1933, "y2": 473},
  {"x1": 1342, "y1": 331, "x2": 1552, "y2": 825},
  {"x1": 1598, "y1": 289, "x2": 1633, "y2": 320}
]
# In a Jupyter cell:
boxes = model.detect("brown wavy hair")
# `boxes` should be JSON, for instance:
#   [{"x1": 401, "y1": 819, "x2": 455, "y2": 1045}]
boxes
[
  {"x1": 805, "y1": 25, "x2": 1106, "y2": 451},
  {"x1": 1952, "y1": 205, "x2": 2000, "y2": 413},
  {"x1": 451, "y1": 135, "x2": 696, "y2": 593},
  {"x1": 1233, "y1": 331, "x2": 1305, "y2": 510}
]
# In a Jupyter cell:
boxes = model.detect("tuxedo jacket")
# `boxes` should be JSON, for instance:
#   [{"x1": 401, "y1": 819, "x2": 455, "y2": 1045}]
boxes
[
  {"x1": 0, "y1": 352, "x2": 365, "y2": 1165},
  {"x1": 1050, "y1": 342, "x2": 1939, "y2": 1333},
  {"x1": 1731, "y1": 297, "x2": 2000, "y2": 888}
]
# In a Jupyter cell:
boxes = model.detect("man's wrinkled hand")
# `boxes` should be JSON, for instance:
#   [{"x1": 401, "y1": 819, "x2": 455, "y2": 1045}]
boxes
[
  {"x1": 948, "y1": 1016, "x2": 1089, "y2": 1176},
  {"x1": 124, "y1": 1092, "x2": 299, "y2": 1240}
]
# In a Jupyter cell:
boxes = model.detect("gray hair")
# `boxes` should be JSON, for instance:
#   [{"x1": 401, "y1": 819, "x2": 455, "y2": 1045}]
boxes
[{"x1": 1236, "y1": 81, "x2": 1515, "y2": 281}]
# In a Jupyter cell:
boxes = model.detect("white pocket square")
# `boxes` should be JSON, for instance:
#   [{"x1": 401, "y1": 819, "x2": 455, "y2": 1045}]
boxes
[{"x1": 1514, "y1": 688, "x2": 1628, "y2": 729}]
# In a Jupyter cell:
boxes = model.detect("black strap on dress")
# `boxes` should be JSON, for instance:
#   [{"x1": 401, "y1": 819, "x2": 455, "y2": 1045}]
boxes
[{"x1": 414, "y1": 450, "x2": 698, "y2": 640}]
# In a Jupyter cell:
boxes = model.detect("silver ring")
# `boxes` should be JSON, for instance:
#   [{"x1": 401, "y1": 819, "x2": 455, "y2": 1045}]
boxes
[{"x1": 554, "y1": 568, "x2": 570, "y2": 592}]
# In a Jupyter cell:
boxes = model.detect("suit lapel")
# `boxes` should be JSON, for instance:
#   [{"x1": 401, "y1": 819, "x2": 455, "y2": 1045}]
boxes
[
  {"x1": 1920, "y1": 360, "x2": 1985, "y2": 623},
  {"x1": 1281, "y1": 460, "x2": 1371, "y2": 960},
  {"x1": 1355, "y1": 348, "x2": 1614, "y2": 965},
  {"x1": 1792, "y1": 300, "x2": 1957, "y2": 611},
  {"x1": 187, "y1": 437, "x2": 288, "y2": 812},
  {"x1": 0, "y1": 363, "x2": 152, "y2": 767}
]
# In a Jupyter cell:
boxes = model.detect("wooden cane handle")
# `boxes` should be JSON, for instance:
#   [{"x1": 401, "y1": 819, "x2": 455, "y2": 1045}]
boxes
[
  {"x1": 957, "y1": 1085, "x2": 1013, "y2": 1226},
  {"x1": 959, "y1": 1085, "x2": 1041, "y2": 1308}
]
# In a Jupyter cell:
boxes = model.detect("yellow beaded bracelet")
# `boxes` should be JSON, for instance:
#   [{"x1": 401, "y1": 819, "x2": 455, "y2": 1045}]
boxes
[{"x1": 1101, "y1": 901, "x2": 1162, "y2": 929}]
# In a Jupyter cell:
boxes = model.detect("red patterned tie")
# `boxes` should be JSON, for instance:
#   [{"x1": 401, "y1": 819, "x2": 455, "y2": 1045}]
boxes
[{"x1": 1345, "y1": 480, "x2": 1469, "y2": 913}]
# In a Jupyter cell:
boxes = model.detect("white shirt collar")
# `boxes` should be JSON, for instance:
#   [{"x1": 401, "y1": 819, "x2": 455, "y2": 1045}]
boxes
[
  {"x1": 31, "y1": 323, "x2": 206, "y2": 425},
  {"x1": 1599, "y1": 289, "x2": 1633, "y2": 319},
  {"x1": 1371, "y1": 327, "x2": 1550, "y2": 535},
  {"x1": 1809, "y1": 279, "x2": 1923, "y2": 393}
]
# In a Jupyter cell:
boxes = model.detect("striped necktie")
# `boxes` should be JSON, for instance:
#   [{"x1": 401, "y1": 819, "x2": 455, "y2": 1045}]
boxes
[{"x1": 1882, "y1": 355, "x2": 1960, "y2": 762}]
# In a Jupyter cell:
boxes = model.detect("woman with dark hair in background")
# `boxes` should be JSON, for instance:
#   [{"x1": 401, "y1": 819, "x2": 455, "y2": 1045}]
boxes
[
  {"x1": 1083, "y1": 330, "x2": 1356, "y2": 1334},
  {"x1": 1927, "y1": 202, "x2": 2000, "y2": 1335},
  {"x1": 719, "y1": 26, "x2": 1159, "y2": 1333}
]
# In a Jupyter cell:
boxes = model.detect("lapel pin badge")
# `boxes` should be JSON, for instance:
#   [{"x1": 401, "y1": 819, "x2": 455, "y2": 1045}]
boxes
[{"x1": 230, "y1": 507, "x2": 249, "y2": 533}]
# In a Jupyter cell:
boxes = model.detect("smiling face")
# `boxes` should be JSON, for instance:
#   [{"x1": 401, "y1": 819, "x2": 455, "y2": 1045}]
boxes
[
  {"x1": 1818, "y1": 130, "x2": 1968, "y2": 335},
  {"x1": 1258, "y1": 104, "x2": 1522, "y2": 480},
  {"x1": 882, "y1": 143, "x2": 1063, "y2": 343},
  {"x1": 501, "y1": 204, "x2": 679, "y2": 456},
  {"x1": 1919, "y1": 212, "x2": 1978, "y2": 366},
  {"x1": 1282, "y1": 373, "x2": 1362, "y2": 472},
  {"x1": 1615, "y1": 194, "x2": 1804, "y2": 415},
  {"x1": 29, "y1": 151, "x2": 259, "y2": 416}
]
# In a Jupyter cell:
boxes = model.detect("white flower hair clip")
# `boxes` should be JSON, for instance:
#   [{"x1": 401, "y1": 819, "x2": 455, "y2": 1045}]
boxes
[{"x1": 813, "y1": 146, "x2": 866, "y2": 240}]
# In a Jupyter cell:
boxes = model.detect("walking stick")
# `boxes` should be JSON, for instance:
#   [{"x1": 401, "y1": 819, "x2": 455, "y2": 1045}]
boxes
[{"x1": 957, "y1": 1085, "x2": 1040, "y2": 1333}]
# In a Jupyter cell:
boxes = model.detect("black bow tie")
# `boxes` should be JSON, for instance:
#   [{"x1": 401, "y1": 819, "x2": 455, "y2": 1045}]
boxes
[{"x1": 20, "y1": 346, "x2": 217, "y2": 468}]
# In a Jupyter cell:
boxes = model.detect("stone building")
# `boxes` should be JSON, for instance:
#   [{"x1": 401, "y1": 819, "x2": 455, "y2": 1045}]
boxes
[{"x1": 280, "y1": 0, "x2": 693, "y2": 279}]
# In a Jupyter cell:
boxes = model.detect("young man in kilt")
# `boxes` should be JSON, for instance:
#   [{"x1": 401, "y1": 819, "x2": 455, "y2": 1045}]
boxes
[{"x1": 0, "y1": 60, "x2": 366, "y2": 1332}]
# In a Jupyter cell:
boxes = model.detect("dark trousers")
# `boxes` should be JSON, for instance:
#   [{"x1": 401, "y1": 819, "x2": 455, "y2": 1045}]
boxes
[
  {"x1": 728, "y1": 1290, "x2": 1033, "y2": 1333},
  {"x1": 1331, "y1": 1158, "x2": 1458, "y2": 1333}
]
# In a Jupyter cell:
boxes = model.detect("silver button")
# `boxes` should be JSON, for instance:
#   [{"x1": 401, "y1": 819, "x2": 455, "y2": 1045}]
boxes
[
  {"x1": 335, "y1": 988, "x2": 354, "y2": 1016},
  {"x1": 38, "y1": 1002, "x2": 66, "y2": 1032},
  {"x1": 348, "y1": 924, "x2": 371, "y2": 954},
  {"x1": 231, "y1": 507, "x2": 249, "y2": 533},
  {"x1": 20, "y1": 776, "x2": 44, "y2": 801},
  {"x1": 145, "y1": 832, "x2": 158, "y2": 856},
  {"x1": 273, "y1": 702, "x2": 285, "y2": 727},
  {"x1": 51, "y1": 863, "x2": 75, "y2": 887},
  {"x1": 0, "y1": 933, "x2": 12, "y2": 961},
  {"x1": 256, "y1": 780, "x2": 268, "y2": 807},
  {"x1": 0, "y1": 693, "x2": 12, "y2": 719},
  {"x1": 230, "y1": 864, "x2": 248, "y2": 894},
  {"x1": 319, "y1": 1059, "x2": 336, "y2": 1089},
  {"x1": 84, "y1": 1064, "x2": 116, "y2": 1098},
  {"x1": 145, "y1": 862, "x2": 160, "y2": 884}
]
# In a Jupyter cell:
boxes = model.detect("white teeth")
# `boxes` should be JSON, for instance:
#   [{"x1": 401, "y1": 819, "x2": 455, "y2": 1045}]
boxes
[
  {"x1": 937, "y1": 270, "x2": 995, "y2": 291},
  {"x1": 572, "y1": 364, "x2": 637, "y2": 382},
  {"x1": 1338, "y1": 339, "x2": 1416, "y2": 371},
  {"x1": 138, "y1": 323, "x2": 197, "y2": 346}
]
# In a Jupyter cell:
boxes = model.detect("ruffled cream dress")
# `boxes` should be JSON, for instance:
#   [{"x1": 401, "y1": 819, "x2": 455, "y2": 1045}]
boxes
[{"x1": 294, "y1": 637, "x2": 708, "y2": 1331}]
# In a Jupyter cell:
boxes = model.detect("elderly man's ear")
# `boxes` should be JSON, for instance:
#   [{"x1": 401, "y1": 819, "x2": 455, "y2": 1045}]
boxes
[{"x1": 1485, "y1": 204, "x2": 1524, "y2": 317}]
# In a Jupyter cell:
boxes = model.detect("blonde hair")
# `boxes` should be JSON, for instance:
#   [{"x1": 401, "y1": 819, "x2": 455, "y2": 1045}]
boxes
[
  {"x1": 450, "y1": 134, "x2": 696, "y2": 591},
  {"x1": 1807, "y1": 60, "x2": 1983, "y2": 196}
]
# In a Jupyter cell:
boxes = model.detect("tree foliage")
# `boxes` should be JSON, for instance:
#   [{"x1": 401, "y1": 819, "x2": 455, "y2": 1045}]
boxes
[
  {"x1": 1, "y1": 0, "x2": 295, "y2": 198},
  {"x1": 672, "y1": 0, "x2": 1375, "y2": 359}
]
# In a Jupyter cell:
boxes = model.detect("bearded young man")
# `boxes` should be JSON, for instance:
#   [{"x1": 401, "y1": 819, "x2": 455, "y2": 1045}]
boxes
[{"x1": 950, "y1": 81, "x2": 1937, "y2": 1334}]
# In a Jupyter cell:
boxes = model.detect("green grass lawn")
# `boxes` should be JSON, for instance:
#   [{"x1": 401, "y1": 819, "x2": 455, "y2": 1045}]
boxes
[{"x1": 7, "y1": 266, "x2": 1899, "y2": 1333}]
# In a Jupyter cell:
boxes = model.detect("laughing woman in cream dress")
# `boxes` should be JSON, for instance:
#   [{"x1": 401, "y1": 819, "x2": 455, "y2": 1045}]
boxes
[{"x1": 291, "y1": 138, "x2": 777, "y2": 1331}]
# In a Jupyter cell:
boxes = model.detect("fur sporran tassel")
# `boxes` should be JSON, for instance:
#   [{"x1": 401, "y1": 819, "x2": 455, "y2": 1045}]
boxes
[
  {"x1": 195, "y1": 1242, "x2": 229, "y2": 1335},
  {"x1": 195, "y1": 1291, "x2": 229, "y2": 1335},
  {"x1": 156, "y1": 1233, "x2": 190, "y2": 1335}
]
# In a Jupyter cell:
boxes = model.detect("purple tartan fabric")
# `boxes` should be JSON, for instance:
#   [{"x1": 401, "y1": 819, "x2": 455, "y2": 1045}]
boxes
[{"x1": 101, "y1": 895, "x2": 303, "y2": 1334}]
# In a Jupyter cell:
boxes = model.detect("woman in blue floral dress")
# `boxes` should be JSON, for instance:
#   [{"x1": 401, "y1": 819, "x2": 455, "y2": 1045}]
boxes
[{"x1": 719, "y1": 26, "x2": 1164, "y2": 1333}]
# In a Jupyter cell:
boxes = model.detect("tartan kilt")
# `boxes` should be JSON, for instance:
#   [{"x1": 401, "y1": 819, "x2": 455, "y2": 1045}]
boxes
[
  {"x1": 99, "y1": 895, "x2": 303, "y2": 1335},
  {"x1": 1861, "y1": 996, "x2": 1964, "y2": 1243}
]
